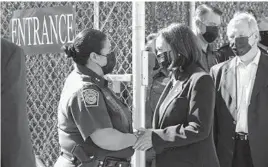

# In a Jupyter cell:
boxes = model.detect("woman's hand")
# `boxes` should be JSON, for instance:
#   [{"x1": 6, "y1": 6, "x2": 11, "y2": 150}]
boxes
[{"x1": 133, "y1": 128, "x2": 153, "y2": 151}]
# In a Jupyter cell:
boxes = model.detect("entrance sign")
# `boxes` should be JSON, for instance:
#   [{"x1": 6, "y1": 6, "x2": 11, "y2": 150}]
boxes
[{"x1": 10, "y1": 6, "x2": 75, "y2": 55}]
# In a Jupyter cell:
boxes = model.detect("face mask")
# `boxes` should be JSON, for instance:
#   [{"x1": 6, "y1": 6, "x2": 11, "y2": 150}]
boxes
[
  {"x1": 230, "y1": 37, "x2": 252, "y2": 56},
  {"x1": 101, "y1": 52, "x2": 116, "y2": 75},
  {"x1": 260, "y1": 31, "x2": 268, "y2": 46},
  {"x1": 156, "y1": 51, "x2": 172, "y2": 69},
  {"x1": 202, "y1": 26, "x2": 219, "y2": 43}
]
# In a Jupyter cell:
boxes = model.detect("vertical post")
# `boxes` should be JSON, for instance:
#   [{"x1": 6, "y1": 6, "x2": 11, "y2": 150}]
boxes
[
  {"x1": 189, "y1": 1, "x2": 196, "y2": 29},
  {"x1": 94, "y1": 1, "x2": 99, "y2": 30},
  {"x1": 132, "y1": 1, "x2": 146, "y2": 167}
]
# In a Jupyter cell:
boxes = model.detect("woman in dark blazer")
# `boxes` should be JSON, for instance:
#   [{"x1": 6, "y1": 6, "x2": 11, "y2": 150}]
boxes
[{"x1": 134, "y1": 23, "x2": 219, "y2": 167}]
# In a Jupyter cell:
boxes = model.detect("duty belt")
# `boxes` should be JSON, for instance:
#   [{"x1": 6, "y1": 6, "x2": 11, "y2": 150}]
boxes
[{"x1": 61, "y1": 146, "x2": 131, "y2": 167}]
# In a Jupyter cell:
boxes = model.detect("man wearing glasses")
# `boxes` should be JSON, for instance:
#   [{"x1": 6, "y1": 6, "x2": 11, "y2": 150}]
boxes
[
  {"x1": 193, "y1": 4, "x2": 222, "y2": 72},
  {"x1": 217, "y1": 10, "x2": 268, "y2": 63},
  {"x1": 211, "y1": 12, "x2": 268, "y2": 167}
]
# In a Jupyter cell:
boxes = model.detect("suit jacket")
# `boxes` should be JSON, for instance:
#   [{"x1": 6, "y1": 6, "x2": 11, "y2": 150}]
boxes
[
  {"x1": 151, "y1": 64, "x2": 220, "y2": 167},
  {"x1": 210, "y1": 52, "x2": 268, "y2": 167},
  {"x1": 1, "y1": 38, "x2": 36, "y2": 167}
]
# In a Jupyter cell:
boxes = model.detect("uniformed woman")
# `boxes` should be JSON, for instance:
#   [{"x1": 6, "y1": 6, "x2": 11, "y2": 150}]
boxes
[
  {"x1": 133, "y1": 23, "x2": 220, "y2": 167},
  {"x1": 54, "y1": 28, "x2": 136, "y2": 167}
]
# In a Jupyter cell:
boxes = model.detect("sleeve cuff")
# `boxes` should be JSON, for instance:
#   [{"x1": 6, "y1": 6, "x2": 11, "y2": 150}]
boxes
[{"x1": 151, "y1": 129, "x2": 165, "y2": 154}]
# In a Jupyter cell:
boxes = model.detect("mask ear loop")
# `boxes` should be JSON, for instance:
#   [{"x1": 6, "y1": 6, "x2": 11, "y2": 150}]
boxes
[
  {"x1": 248, "y1": 31, "x2": 258, "y2": 48},
  {"x1": 90, "y1": 52, "x2": 107, "y2": 72},
  {"x1": 166, "y1": 51, "x2": 173, "y2": 64}
]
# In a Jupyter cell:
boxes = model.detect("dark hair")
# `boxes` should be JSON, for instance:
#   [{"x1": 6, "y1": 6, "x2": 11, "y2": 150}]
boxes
[
  {"x1": 62, "y1": 28, "x2": 107, "y2": 65},
  {"x1": 145, "y1": 33, "x2": 158, "y2": 44},
  {"x1": 145, "y1": 33, "x2": 158, "y2": 52},
  {"x1": 195, "y1": 4, "x2": 223, "y2": 20},
  {"x1": 159, "y1": 23, "x2": 203, "y2": 71}
]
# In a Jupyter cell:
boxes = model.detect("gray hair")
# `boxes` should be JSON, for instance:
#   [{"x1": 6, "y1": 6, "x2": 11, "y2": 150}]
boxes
[
  {"x1": 227, "y1": 12, "x2": 259, "y2": 40},
  {"x1": 194, "y1": 4, "x2": 222, "y2": 21}
]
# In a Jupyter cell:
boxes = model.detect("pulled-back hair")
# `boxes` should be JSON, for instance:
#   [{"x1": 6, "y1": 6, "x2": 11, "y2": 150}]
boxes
[
  {"x1": 62, "y1": 28, "x2": 107, "y2": 65},
  {"x1": 159, "y1": 23, "x2": 203, "y2": 71},
  {"x1": 145, "y1": 33, "x2": 158, "y2": 44}
]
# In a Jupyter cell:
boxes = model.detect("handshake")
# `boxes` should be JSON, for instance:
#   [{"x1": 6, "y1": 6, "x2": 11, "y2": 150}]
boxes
[{"x1": 132, "y1": 128, "x2": 153, "y2": 151}]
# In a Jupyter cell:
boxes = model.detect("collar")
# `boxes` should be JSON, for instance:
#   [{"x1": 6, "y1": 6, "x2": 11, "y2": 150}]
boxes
[
  {"x1": 197, "y1": 35, "x2": 209, "y2": 52},
  {"x1": 236, "y1": 49, "x2": 261, "y2": 67},
  {"x1": 74, "y1": 64, "x2": 108, "y2": 88},
  {"x1": 172, "y1": 62, "x2": 200, "y2": 81}
]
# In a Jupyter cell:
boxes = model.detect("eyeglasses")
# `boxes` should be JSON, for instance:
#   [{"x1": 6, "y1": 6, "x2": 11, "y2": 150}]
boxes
[
  {"x1": 199, "y1": 20, "x2": 221, "y2": 27},
  {"x1": 228, "y1": 32, "x2": 255, "y2": 43}
]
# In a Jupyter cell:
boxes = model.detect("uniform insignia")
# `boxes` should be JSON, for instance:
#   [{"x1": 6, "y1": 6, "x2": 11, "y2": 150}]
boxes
[{"x1": 82, "y1": 89, "x2": 99, "y2": 107}]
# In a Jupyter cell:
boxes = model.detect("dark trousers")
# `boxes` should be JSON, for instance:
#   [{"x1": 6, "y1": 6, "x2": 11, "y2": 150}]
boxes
[{"x1": 232, "y1": 139, "x2": 254, "y2": 167}]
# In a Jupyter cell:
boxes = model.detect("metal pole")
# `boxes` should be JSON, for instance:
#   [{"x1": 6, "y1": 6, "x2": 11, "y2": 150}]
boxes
[
  {"x1": 189, "y1": 1, "x2": 196, "y2": 30},
  {"x1": 132, "y1": 1, "x2": 146, "y2": 167},
  {"x1": 94, "y1": 1, "x2": 99, "y2": 30}
]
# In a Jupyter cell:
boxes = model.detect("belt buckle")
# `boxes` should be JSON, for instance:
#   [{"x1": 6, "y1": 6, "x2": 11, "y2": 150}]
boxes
[
  {"x1": 236, "y1": 133, "x2": 248, "y2": 140},
  {"x1": 244, "y1": 134, "x2": 248, "y2": 140}
]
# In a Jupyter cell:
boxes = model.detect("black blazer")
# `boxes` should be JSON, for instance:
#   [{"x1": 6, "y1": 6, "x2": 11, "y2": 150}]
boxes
[
  {"x1": 151, "y1": 64, "x2": 220, "y2": 167},
  {"x1": 210, "y1": 52, "x2": 268, "y2": 167},
  {"x1": 1, "y1": 38, "x2": 36, "y2": 167}
]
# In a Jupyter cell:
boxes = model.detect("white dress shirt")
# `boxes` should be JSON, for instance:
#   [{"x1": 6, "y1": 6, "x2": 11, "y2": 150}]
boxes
[{"x1": 235, "y1": 49, "x2": 261, "y2": 133}]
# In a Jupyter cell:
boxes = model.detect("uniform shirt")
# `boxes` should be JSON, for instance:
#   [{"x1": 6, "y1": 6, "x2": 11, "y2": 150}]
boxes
[
  {"x1": 1, "y1": 38, "x2": 36, "y2": 167},
  {"x1": 57, "y1": 64, "x2": 133, "y2": 158},
  {"x1": 146, "y1": 71, "x2": 169, "y2": 127},
  {"x1": 145, "y1": 51, "x2": 169, "y2": 128},
  {"x1": 235, "y1": 49, "x2": 261, "y2": 133},
  {"x1": 199, "y1": 42, "x2": 219, "y2": 72}
]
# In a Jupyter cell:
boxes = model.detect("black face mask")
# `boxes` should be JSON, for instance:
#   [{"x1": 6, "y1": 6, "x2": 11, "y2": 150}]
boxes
[
  {"x1": 101, "y1": 52, "x2": 116, "y2": 75},
  {"x1": 230, "y1": 37, "x2": 252, "y2": 56},
  {"x1": 156, "y1": 51, "x2": 172, "y2": 70},
  {"x1": 260, "y1": 31, "x2": 268, "y2": 46},
  {"x1": 202, "y1": 26, "x2": 219, "y2": 43}
]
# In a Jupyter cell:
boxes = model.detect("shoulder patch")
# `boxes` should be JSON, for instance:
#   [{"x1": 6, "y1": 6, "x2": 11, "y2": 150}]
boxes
[{"x1": 82, "y1": 89, "x2": 99, "y2": 107}]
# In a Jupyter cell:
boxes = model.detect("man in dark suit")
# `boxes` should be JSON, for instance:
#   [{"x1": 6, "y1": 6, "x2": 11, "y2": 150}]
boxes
[
  {"x1": 211, "y1": 12, "x2": 268, "y2": 167},
  {"x1": 1, "y1": 38, "x2": 36, "y2": 167}
]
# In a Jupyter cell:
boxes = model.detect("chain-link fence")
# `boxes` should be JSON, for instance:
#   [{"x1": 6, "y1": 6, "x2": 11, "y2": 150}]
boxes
[
  {"x1": 2, "y1": 1, "x2": 268, "y2": 167},
  {"x1": 145, "y1": 2, "x2": 190, "y2": 36},
  {"x1": 146, "y1": 2, "x2": 268, "y2": 48},
  {"x1": 1, "y1": 2, "x2": 132, "y2": 166}
]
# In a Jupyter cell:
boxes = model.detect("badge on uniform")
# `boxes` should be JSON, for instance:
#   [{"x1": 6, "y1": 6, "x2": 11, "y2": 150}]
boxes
[{"x1": 82, "y1": 89, "x2": 99, "y2": 107}]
